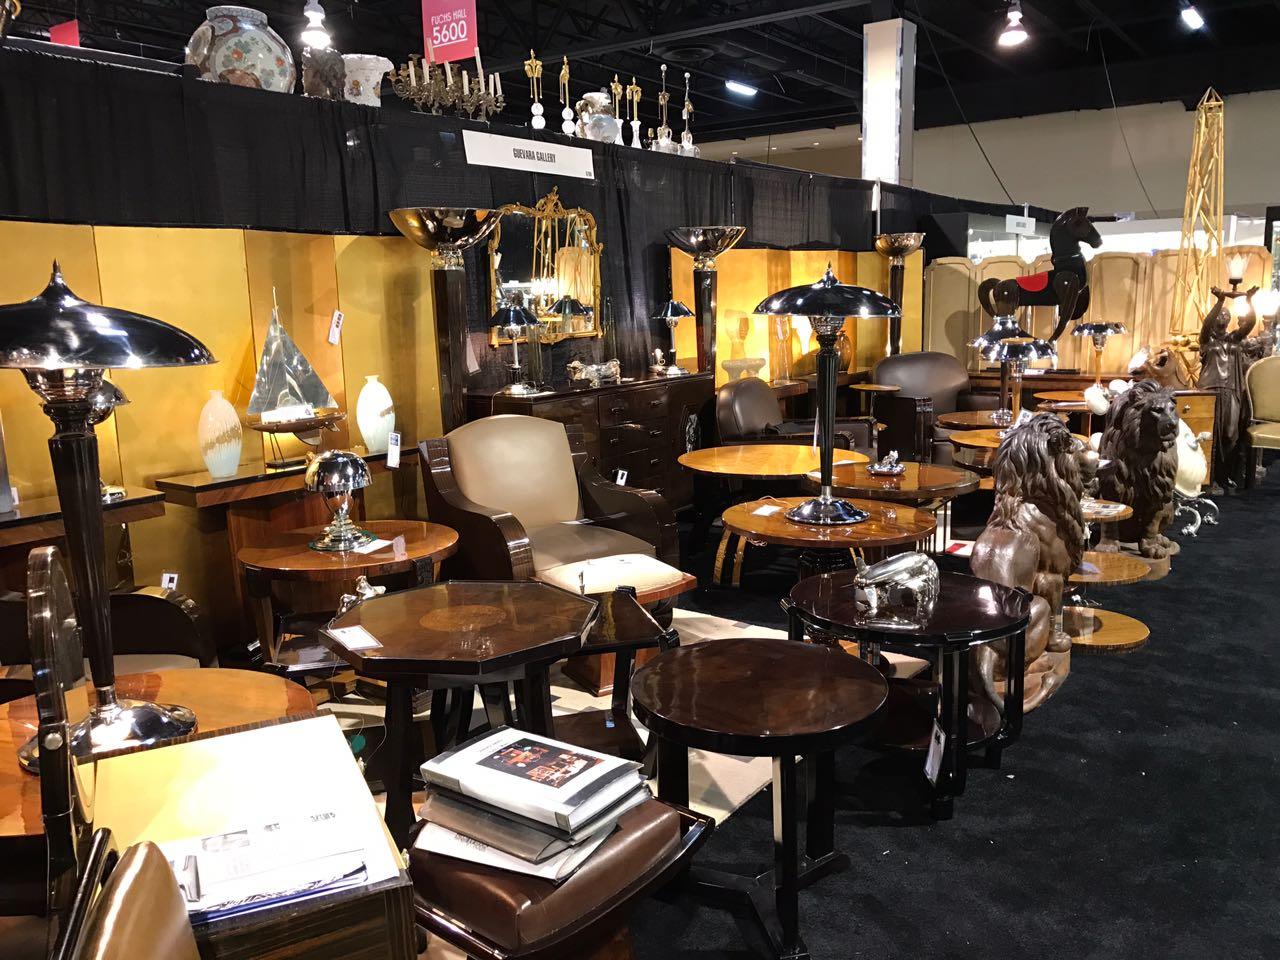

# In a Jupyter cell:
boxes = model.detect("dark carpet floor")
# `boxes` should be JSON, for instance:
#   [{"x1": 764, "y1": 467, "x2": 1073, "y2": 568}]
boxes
[{"x1": 631, "y1": 463, "x2": 1280, "y2": 960}]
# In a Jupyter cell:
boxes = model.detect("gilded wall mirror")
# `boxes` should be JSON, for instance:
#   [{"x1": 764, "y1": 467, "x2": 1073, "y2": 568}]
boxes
[{"x1": 488, "y1": 187, "x2": 603, "y2": 345}]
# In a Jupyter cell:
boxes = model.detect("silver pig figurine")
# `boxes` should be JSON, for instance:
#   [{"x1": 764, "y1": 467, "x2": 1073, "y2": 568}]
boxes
[
  {"x1": 852, "y1": 551, "x2": 939, "y2": 629},
  {"x1": 567, "y1": 358, "x2": 621, "y2": 387}
]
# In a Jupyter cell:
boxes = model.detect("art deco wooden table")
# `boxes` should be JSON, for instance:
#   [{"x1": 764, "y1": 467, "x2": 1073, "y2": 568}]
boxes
[
  {"x1": 1033, "y1": 389, "x2": 1087, "y2": 404},
  {"x1": 949, "y1": 427, "x2": 1089, "y2": 451},
  {"x1": 0, "y1": 668, "x2": 315, "y2": 913},
  {"x1": 678, "y1": 443, "x2": 867, "y2": 480},
  {"x1": 1065, "y1": 548, "x2": 1152, "y2": 653},
  {"x1": 953, "y1": 445, "x2": 995, "y2": 477},
  {"x1": 935, "y1": 410, "x2": 1010, "y2": 430},
  {"x1": 324, "y1": 580, "x2": 598, "y2": 848},
  {"x1": 631, "y1": 637, "x2": 887, "y2": 960},
  {"x1": 237, "y1": 519, "x2": 458, "y2": 665},
  {"x1": 784, "y1": 572, "x2": 1032, "y2": 820},
  {"x1": 717, "y1": 496, "x2": 935, "y2": 586}
]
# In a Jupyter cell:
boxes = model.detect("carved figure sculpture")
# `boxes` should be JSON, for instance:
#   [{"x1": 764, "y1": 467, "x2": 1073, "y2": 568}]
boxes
[
  {"x1": 971, "y1": 413, "x2": 1085, "y2": 711},
  {"x1": 1129, "y1": 345, "x2": 1192, "y2": 390},
  {"x1": 1098, "y1": 379, "x2": 1180, "y2": 558}
]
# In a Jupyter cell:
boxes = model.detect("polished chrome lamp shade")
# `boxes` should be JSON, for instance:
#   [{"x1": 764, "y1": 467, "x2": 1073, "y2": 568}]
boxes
[
  {"x1": 0, "y1": 263, "x2": 215, "y2": 770},
  {"x1": 388, "y1": 208, "x2": 501, "y2": 270},
  {"x1": 492, "y1": 301, "x2": 541, "y2": 395},
  {"x1": 665, "y1": 226, "x2": 746, "y2": 270},
  {"x1": 980, "y1": 336, "x2": 1057, "y2": 425},
  {"x1": 973, "y1": 314, "x2": 1035, "y2": 425},
  {"x1": 756, "y1": 265, "x2": 900, "y2": 526},
  {"x1": 652, "y1": 299, "x2": 694, "y2": 376},
  {"x1": 304, "y1": 449, "x2": 374, "y2": 552},
  {"x1": 1072, "y1": 320, "x2": 1126, "y2": 386}
]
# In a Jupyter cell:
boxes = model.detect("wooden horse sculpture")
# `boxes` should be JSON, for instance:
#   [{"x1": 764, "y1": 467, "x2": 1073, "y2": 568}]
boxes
[{"x1": 978, "y1": 206, "x2": 1102, "y2": 341}]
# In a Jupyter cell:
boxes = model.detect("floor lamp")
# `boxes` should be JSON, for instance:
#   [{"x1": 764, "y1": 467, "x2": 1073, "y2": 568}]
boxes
[
  {"x1": 1072, "y1": 320, "x2": 1126, "y2": 386},
  {"x1": 979, "y1": 336, "x2": 1057, "y2": 430},
  {"x1": 756, "y1": 264, "x2": 899, "y2": 525},
  {"x1": 666, "y1": 226, "x2": 746, "y2": 374},
  {"x1": 973, "y1": 313, "x2": 1033, "y2": 425},
  {"x1": 390, "y1": 208, "x2": 501, "y2": 432},
  {"x1": 874, "y1": 232, "x2": 924, "y2": 355},
  {"x1": 0, "y1": 263, "x2": 215, "y2": 769}
]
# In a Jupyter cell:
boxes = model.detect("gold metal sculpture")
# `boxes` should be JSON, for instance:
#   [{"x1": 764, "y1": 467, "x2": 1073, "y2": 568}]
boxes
[
  {"x1": 1169, "y1": 89, "x2": 1225, "y2": 349},
  {"x1": 488, "y1": 188, "x2": 604, "y2": 345},
  {"x1": 524, "y1": 49, "x2": 545, "y2": 129},
  {"x1": 390, "y1": 56, "x2": 504, "y2": 121}
]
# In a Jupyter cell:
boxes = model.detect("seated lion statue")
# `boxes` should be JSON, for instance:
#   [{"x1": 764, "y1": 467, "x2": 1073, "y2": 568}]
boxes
[
  {"x1": 1099, "y1": 379, "x2": 1180, "y2": 559},
  {"x1": 971, "y1": 413, "x2": 1086, "y2": 712}
]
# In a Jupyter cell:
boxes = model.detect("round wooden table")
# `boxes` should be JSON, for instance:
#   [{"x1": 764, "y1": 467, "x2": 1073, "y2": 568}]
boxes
[
  {"x1": 935, "y1": 410, "x2": 1012, "y2": 430},
  {"x1": 238, "y1": 519, "x2": 459, "y2": 665},
  {"x1": 1082, "y1": 499, "x2": 1132, "y2": 525},
  {"x1": 1066, "y1": 549, "x2": 1152, "y2": 654},
  {"x1": 949, "y1": 428, "x2": 1089, "y2": 451},
  {"x1": 631, "y1": 637, "x2": 887, "y2": 960},
  {"x1": 717, "y1": 496, "x2": 935, "y2": 586},
  {"x1": 953, "y1": 446, "x2": 995, "y2": 477},
  {"x1": 1069, "y1": 550, "x2": 1149, "y2": 586},
  {"x1": 785, "y1": 571, "x2": 1032, "y2": 819},
  {"x1": 0, "y1": 669, "x2": 314, "y2": 843},
  {"x1": 1034, "y1": 389, "x2": 1086, "y2": 404},
  {"x1": 678, "y1": 444, "x2": 868, "y2": 480}
]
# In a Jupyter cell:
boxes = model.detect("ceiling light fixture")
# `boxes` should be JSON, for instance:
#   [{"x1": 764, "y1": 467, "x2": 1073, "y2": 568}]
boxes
[
  {"x1": 1179, "y1": 3, "x2": 1205, "y2": 30},
  {"x1": 812, "y1": 141, "x2": 820, "y2": 146},
  {"x1": 998, "y1": 0, "x2": 1028, "y2": 47},
  {"x1": 301, "y1": 0, "x2": 330, "y2": 49},
  {"x1": 724, "y1": 80, "x2": 758, "y2": 97}
]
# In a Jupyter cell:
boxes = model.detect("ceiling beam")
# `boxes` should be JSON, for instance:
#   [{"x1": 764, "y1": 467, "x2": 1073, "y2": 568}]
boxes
[
  {"x1": 1069, "y1": 0, "x2": 1146, "y2": 57},
  {"x1": 492, "y1": 0, "x2": 873, "y2": 70}
]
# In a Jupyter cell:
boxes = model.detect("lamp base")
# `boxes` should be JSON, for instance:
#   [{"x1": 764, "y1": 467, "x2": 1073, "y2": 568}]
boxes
[
  {"x1": 786, "y1": 496, "x2": 869, "y2": 526},
  {"x1": 499, "y1": 380, "x2": 543, "y2": 396},
  {"x1": 990, "y1": 408, "x2": 1013, "y2": 427},
  {"x1": 19, "y1": 697, "x2": 198, "y2": 772},
  {"x1": 309, "y1": 512, "x2": 375, "y2": 552}
]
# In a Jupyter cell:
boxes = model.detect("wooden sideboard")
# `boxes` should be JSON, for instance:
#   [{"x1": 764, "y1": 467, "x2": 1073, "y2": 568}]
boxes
[{"x1": 466, "y1": 373, "x2": 715, "y2": 510}]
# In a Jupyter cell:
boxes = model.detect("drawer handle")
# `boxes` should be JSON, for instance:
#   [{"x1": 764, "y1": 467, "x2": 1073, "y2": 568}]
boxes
[
  {"x1": 649, "y1": 399, "x2": 662, "y2": 407},
  {"x1": 649, "y1": 458, "x2": 661, "y2": 466},
  {"x1": 609, "y1": 405, "x2": 625, "y2": 414},
  {"x1": 1182, "y1": 403, "x2": 1192, "y2": 413},
  {"x1": 609, "y1": 438, "x2": 620, "y2": 446},
  {"x1": 648, "y1": 428, "x2": 662, "y2": 437}
]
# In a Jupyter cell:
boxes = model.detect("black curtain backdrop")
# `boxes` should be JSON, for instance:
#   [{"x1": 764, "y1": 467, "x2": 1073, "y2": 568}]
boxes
[{"x1": 0, "y1": 44, "x2": 1057, "y2": 389}]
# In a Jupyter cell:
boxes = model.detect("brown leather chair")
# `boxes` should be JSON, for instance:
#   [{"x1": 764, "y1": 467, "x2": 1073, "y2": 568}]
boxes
[
  {"x1": 872, "y1": 351, "x2": 1000, "y2": 464},
  {"x1": 716, "y1": 376, "x2": 872, "y2": 454},
  {"x1": 420, "y1": 416, "x2": 684, "y2": 601},
  {"x1": 410, "y1": 799, "x2": 710, "y2": 960}
]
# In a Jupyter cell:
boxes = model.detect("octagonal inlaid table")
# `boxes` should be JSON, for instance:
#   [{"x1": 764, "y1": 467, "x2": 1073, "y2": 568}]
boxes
[{"x1": 324, "y1": 580, "x2": 599, "y2": 847}]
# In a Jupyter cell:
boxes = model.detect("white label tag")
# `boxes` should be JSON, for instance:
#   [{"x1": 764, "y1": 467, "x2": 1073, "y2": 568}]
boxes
[
  {"x1": 326, "y1": 624, "x2": 381, "y2": 651},
  {"x1": 462, "y1": 129, "x2": 597, "y2": 180},
  {"x1": 925, "y1": 720, "x2": 945, "y2": 785},
  {"x1": 752, "y1": 504, "x2": 782, "y2": 516},
  {"x1": 615, "y1": 469, "x2": 628, "y2": 485},
  {"x1": 1005, "y1": 214, "x2": 1036, "y2": 236},
  {"x1": 352, "y1": 538, "x2": 393, "y2": 554},
  {"x1": 327, "y1": 310, "x2": 345, "y2": 345},
  {"x1": 392, "y1": 535, "x2": 407, "y2": 561},
  {"x1": 386, "y1": 432, "x2": 401, "y2": 469},
  {"x1": 160, "y1": 571, "x2": 179, "y2": 590}
]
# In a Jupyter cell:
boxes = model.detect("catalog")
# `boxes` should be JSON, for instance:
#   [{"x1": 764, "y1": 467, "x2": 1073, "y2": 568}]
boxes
[
  {"x1": 414, "y1": 821, "x2": 612, "y2": 882},
  {"x1": 421, "y1": 727, "x2": 643, "y2": 832}
]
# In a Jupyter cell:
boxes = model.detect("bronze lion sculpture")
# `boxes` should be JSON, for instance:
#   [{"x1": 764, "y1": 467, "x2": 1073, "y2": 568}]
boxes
[
  {"x1": 971, "y1": 413, "x2": 1086, "y2": 711},
  {"x1": 1099, "y1": 379, "x2": 1180, "y2": 558}
]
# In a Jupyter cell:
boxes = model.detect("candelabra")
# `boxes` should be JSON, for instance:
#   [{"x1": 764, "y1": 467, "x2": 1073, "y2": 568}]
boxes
[{"x1": 390, "y1": 57, "x2": 504, "y2": 121}]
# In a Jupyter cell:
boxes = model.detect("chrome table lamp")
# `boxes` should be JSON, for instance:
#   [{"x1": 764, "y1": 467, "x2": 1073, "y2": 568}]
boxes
[
  {"x1": 1072, "y1": 320, "x2": 1126, "y2": 386},
  {"x1": 979, "y1": 335, "x2": 1057, "y2": 427},
  {"x1": 873, "y1": 232, "x2": 924, "y2": 355},
  {"x1": 492, "y1": 300, "x2": 541, "y2": 395},
  {"x1": 652, "y1": 299, "x2": 693, "y2": 375},
  {"x1": 0, "y1": 263, "x2": 214, "y2": 769},
  {"x1": 666, "y1": 226, "x2": 746, "y2": 373},
  {"x1": 756, "y1": 265, "x2": 899, "y2": 525},
  {"x1": 390, "y1": 207, "x2": 501, "y2": 432},
  {"x1": 89, "y1": 381, "x2": 130, "y2": 502},
  {"x1": 547, "y1": 294, "x2": 590, "y2": 336},
  {"x1": 973, "y1": 313, "x2": 1034, "y2": 426},
  {"x1": 304, "y1": 449, "x2": 374, "y2": 552}
]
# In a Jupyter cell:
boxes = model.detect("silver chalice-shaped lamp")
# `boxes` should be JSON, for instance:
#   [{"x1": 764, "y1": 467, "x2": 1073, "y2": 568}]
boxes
[
  {"x1": 0, "y1": 262, "x2": 215, "y2": 770},
  {"x1": 304, "y1": 449, "x2": 374, "y2": 552},
  {"x1": 756, "y1": 264, "x2": 899, "y2": 525},
  {"x1": 1072, "y1": 319, "x2": 1126, "y2": 387},
  {"x1": 979, "y1": 335, "x2": 1057, "y2": 430},
  {"x1": 874, "y1": 232, "x2": 924, "y2": 356},
  {"x1": 652, "y1": 299, "x2": 694, "y2": 376},
  {"x1": 972, "y1": 312, "x2": 1034, "y2": 426},
  {"x1": 666, "y1": 225, "x2": 746, "y2": 372}
]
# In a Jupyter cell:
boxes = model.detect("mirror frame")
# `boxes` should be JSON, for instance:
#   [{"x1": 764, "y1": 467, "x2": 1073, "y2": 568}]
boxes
[{"x1": 488, "y1": 188, "x2": 604, "y2": 345}]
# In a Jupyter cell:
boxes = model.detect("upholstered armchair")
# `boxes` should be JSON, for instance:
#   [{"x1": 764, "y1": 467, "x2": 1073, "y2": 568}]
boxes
[
  {"x1": 872, "y1": 351, "x2": 1000, "y2": 463},
  {"x1": 716, "y1": 376, "x2": 873, "y2": 454},
  {"x1": 1246, "y1": 355, "x2": 1280, "y2": 487},
  {"x1": 420, "y1": 415, "x2": 685, "y2": 601}
]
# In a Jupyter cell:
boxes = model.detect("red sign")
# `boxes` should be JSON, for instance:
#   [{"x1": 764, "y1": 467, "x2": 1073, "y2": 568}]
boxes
[
  {"x1": 49, "y1": 19, "x2": 81, "y2": 46},
  {"x1": 421, "y1": 0, "x2": 477, "y2": 65}
]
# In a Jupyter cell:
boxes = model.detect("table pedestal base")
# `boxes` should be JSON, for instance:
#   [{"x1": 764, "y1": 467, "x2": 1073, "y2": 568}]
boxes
[{"x1": 1065, "y1": 606, "x2": 1150, "y2": 653}]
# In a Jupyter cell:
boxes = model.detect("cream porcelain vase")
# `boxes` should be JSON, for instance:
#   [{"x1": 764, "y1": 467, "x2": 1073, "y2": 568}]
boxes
[
  {"x1": 356, "y1": 375, "x2": 395, "y2": 454},
  {"x1": 198, "y1": 389, "x2": 242, "y2": 478}
]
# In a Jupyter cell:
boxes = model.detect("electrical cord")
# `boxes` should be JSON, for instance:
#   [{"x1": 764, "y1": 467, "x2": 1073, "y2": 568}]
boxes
[{"x1": 1095, "y1": 29, "x2": 1160, "y2": 217}]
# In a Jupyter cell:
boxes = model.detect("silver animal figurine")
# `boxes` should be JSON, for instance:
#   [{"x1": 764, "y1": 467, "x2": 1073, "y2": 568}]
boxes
[
  {"x1": 566, "y1": 358, "x2": 621, "y2": 387},
  {"x1": 336, "y1": 575, "x2": 385, "y2": 616},
  {"x1": 851, "y1": 551, "x2": 939, "y2": 630},
  {"x1": 867, "y1": 449, "x2": 906, "y2": 476}
]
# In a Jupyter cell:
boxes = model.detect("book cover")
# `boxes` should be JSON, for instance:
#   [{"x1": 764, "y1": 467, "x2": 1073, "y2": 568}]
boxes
[{"x1": 414, "y1": 822, "x2": 613, "y2": 883}]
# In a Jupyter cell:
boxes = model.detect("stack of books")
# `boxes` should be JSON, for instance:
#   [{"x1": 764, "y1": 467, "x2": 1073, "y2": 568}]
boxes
[{"x1": 414, "y1": 727, "x2": 650, "y2": 882}]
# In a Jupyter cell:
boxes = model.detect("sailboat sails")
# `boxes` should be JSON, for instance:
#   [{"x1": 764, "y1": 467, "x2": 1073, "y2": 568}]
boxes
[{"x1": 247, "y1": 307, "x2": 337, "y2": 419}]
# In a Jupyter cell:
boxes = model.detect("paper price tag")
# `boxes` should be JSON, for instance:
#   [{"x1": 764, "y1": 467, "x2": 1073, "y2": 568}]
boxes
[
  {"x1": 326, "y1": 625, "x2": 382, "y2": 651},
  {"x1": 615, "y1": 469, "x2": 628, "y2": 485},
  {"x1": 925, "y1": 720, "x2": 945, "y2": 786},
  {"x1": 161, "y1": 571, "x2": 180, "y2": 590},
  {"x1": 386, "y1": 432, "x2": 401, "y2": 469},
  {"x1": 352, "y1": 538, "x2": 393, "y2": 554},
  {"x1": 752, "y1": 504, "x2": 782, "y2": 516},
  {"x1": 327, "y1": 310, "x2": 345, "y2": 345}
]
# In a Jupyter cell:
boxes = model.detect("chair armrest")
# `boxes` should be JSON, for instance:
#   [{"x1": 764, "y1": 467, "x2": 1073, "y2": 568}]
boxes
[
  {"x1": 578, "y1": 465, "x2": 679, "y2": 567},
  {"x1": 419, "y1": 438, "x2": 534, "y2": 580},
  {"x1": 876, "y1": 395, "x2": 932, "y2": 461}
]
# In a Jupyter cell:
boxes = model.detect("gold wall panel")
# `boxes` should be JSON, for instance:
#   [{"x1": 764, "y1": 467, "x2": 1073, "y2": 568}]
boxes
[
  {"x1": 0, "y1": 221, "x2": 110, "y2": 500},
  {"x1": 334, "y1": 235, "x2": 441, "y2": 520}
]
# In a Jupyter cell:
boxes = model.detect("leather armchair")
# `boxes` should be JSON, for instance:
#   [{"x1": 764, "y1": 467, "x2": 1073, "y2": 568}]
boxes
[
  {"x1": 716, "y1": 376, "x2": 872, "y2": 454},
  {"x1": 873, "y1": 351, "x2": 1000, "y2": 463},
  {"x1": 421, "y1": 415, "x2": 679, "y2": 584}
]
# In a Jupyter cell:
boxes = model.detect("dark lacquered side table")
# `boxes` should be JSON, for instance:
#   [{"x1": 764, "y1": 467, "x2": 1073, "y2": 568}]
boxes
[
  {"x1": 784, "y1": 572, "x2": 1031, "y2": 820},
  {"x1": 324, "y1": 580, "x2": 598, "y2": 848},
  {"x1": 631, "y1": 637, "x2": 887, "y2": 960}
]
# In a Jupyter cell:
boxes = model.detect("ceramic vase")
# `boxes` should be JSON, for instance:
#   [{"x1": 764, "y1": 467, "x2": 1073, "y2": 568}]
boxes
[
  {"x1": 198, "y1": 390, "x2": 242, "y2": 478},
  {"x1": 356, "y1": 375, "x2": 395, "y2": 454},
  {"x1": 185, "y1": 6, "x2": 296, "y2": 93},
  {"x1": 342, "y1": 54, "x2": 393, "y2": 106}
]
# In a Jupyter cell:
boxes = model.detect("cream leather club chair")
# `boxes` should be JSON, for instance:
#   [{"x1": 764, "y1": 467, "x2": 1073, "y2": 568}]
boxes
[
  {"x1": 1246, "y1": 355, "x2": 1280, "y2": 487},
  {"x1": 420, "y1": 415, "x2": 692, "y2": 611}
]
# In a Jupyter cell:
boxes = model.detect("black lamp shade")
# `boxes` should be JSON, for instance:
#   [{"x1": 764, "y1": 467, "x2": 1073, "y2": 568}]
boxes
[
  {"x1": 755, "y1": 265, "x2": 900, "y2": 320},
  {"x1": 548, "y1": 296, "x2": 589, "y2": 317},
  {"x1": 491, "y1": 303, "x2": 539, "y2": 328},
  {"x1": 0, "y1": 263, "x2": 215, "y2": 370},
  {"x1": 651, "y1": 299, "x2": 694, "y2": 321}
]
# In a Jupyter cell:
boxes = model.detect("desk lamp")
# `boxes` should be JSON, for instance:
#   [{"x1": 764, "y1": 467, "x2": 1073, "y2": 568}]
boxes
[
  {"x1": 1072, "y1": 320, "x2": 1126, "y2": 386},
  {"x1": 756, "y1": 265, "x2": 899, "y2": 525},
  {"x1": 304, "y1": 449, "x2": 374, "y2": 552},
  {"x1": 979, "y1": 335, "x2": 1056, "y2": 427},
  {"x1": 0, "y1": 263, "x2": 214, "y2": 769},
  {"x1": 652, "y1": 299, "x2": 694, "y2": 375},
  {"x1": 492, "y1": 299, "x2": 541, "y2": 395},
  {"x1": 973, "y1": 313, "x2": 1033, "y2": 425}
]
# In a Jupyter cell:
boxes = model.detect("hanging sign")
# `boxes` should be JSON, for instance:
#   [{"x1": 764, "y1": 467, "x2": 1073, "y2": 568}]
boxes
[
  {"x1": 462, "y1": 130, "x2": 596, "y2": 180},
  {"x1": 1006, "y1": 214, "x2": 1036, "y2": 236},
  {"x1": 421, "y1": 0, "x2": 477, "y2": 65}
]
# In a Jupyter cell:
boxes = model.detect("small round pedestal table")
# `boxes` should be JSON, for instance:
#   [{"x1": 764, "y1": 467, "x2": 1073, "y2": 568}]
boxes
[
  {"x1": 718, "y1": 496, "x2": 935, "y2": 586},
  {"x1": 632, "y1": 637, "x2": 887, "y2": 960},
  {"x1": 949, "y1": 428, "x2": 1089, "y2": 452},
  {"x1": 1066, "y1": 549, "x2": 1151, "y2": 653}
]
